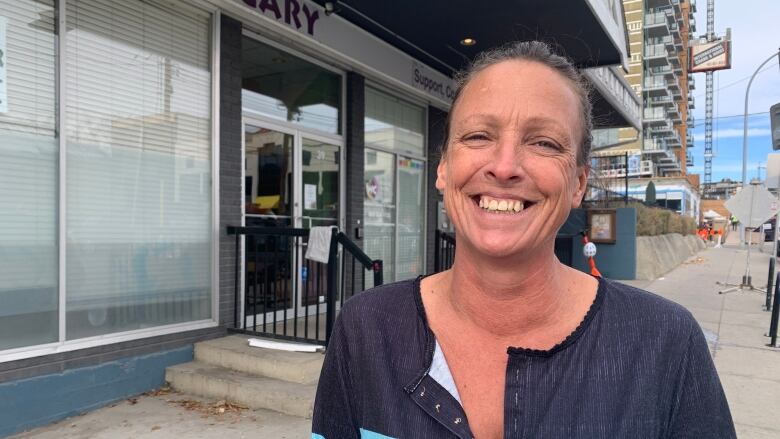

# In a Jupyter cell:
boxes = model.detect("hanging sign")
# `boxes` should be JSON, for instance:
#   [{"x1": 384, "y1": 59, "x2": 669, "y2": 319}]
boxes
[{"x1": 0, "y1": 17, "x2": 7, "y2": 113}]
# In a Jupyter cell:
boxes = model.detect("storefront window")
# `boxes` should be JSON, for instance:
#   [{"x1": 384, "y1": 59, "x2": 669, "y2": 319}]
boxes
[
  {"x1": 365, "y1": 87, "x2": 425, "y2": 156},
  {"x1": 65, "y1": 0, "x2": 212, "y2": 339},
  {"x1": 0, "y1": 0, "x2": 59, "y2": 350},
  {"x1": 242, "y1": 37, "x2": 341, "y2": 135},
  {"x1": 364, "y1": 87, "x2": 425, "y2": 282},
  {"x1": 363, "y1": 150, "x2": 396, "y2": 282}
]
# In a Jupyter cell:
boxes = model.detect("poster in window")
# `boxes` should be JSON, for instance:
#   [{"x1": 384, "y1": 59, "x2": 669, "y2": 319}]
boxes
[
  {"x1": 304, "y1": 183, "x2": 317, "y2": 210},
  {"x1": 0, "y1": 16, "x2": 7, "y2": 113},
  {"x1": 588, "y1": 209, "x2": 616, "y2": 244}
]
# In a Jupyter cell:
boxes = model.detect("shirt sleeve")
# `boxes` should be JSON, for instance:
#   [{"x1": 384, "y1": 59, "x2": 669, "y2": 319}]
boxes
[
  {"x1": 311, "y1": 314, "x2": 360, "y2": 439},
  {"x1": 667, "y1": 322, "x2": 736, "y2": 438}
]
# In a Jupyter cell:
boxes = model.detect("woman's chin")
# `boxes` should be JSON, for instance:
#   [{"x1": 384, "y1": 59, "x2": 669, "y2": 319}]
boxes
[{"x1": 467, "y1": 234, "x2": 531, "y2": 259}]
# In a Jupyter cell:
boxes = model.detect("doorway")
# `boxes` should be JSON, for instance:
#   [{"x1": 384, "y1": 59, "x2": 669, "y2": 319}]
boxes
[{"x1": 242, "y1": 115, "x2": 342, "y2": 327}]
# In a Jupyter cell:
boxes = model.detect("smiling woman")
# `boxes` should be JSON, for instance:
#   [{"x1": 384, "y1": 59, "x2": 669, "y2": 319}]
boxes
[{"x1": 312, "y1": 41, "x2": 736, "y2": 439}]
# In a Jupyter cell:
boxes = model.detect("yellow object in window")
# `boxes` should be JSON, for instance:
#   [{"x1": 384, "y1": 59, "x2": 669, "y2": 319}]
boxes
[{"x1": 255, "y1": 195, "x2": 280, "y2": 209}]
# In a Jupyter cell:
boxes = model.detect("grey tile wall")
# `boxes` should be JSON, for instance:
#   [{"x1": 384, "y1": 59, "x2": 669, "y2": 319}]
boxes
[
  {"x1": 218, "y1": 14, "x2": 243, "y2": 327},
  {"x1": 426, "y1": 106, "x2": 447, "y2": 273}
]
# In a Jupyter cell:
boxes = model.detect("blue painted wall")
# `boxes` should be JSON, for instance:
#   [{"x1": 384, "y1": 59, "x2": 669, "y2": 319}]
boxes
[
  {"x1": 559, "y1": 208, "x2": 637, "y2": 280},
  {"x1": 0, "y1": 346, "x2": 193, "y2": 438}
]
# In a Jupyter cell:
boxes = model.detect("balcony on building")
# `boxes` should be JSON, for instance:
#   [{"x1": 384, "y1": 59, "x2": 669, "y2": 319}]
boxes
[
  {"x1": 666, "y1": 131, "x2": 682, "y2": 148},
  {"x1": 689, "y1": 77, "x2": 696, "y2": 90},
  {"x1": 669, "y1": 51, "x2": 681, "y2": 68},
  {"x1": 645, "y1": 11, "x2": 671, "y2": 37},
  {"x1": 668, "y1": 102, "x2": 682, "y2": 123},
  {"x1": 669, "y1": 20, "x2": 681, "y2": 39},
  {"x1": 647, "y1": 120, "x2": 675, "y2": 136},
  {"x1": 688, "y1": 95, "x2": 696, "y2": 110},
  {"x1": 691, "y1": 0, "x2": 698, "y2": 13},
  {"x1": 643, "y1": 136, "x2": 670, "y2": 155},
  {"x1": 645, "y1": 43, "x2": 671, "y2": 67},
  {"x1": 643, "y1": 75, "x2": 670, "y2": 98},
  {"x1": 649, "y1": 95, "x2": 674, "y2": 108},
  {"x1": 687, "y1": 114, "x2": 695, "y2": 128},
  {"x1": 671, "y1": 0, "x2": 681, "y2": 13},
  {"x1": 687, "y1": 133, "x2": 695, "y2": 148},
  {"x1": 647, "y1": 0, "x2": 673, "y2": 8},
  {"x1": 686, "y1": 151, "x2": 694, "y2": 167},
  {"x1": 644, "y1": 107, "x2": 668, "y2": 125},
  {"x1": 658, "y1": 35, "x2": 675, "y2": 51},
  {"x1": 690, "y1": 17, "x2": 697, "y2": 33},
  {"x1": 667, "y1": 74, "x2": 681, "y2": 92},
  {"x1": 658, "y1": 156, "x2": 682, "y2": 173}
]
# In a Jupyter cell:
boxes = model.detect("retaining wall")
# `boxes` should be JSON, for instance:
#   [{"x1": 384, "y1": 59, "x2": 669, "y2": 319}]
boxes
[{"x1": 635, "y1": 234, "x2": 706, "y2": 280}]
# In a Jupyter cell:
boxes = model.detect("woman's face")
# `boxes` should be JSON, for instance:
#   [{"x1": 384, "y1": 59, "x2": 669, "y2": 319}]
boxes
[{"x1": 436, "y1": 60, "x2": 588, "y2": 259}]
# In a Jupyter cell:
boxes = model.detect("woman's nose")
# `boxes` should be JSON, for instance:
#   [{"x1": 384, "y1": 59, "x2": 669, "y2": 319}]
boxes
[{"x1": 486, "y1": 139, "x2": 523, "y2": 183}]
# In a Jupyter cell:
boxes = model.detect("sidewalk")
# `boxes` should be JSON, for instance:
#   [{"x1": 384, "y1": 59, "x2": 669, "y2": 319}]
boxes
[
  {"x1": 8, "y1": 390, "x2": 310, "y2": 439},
  {"x1": 622, "y1": 242, "x2": 780, "y2": 439}
]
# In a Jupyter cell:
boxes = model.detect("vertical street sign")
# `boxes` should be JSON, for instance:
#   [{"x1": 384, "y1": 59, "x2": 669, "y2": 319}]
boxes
[{"x1": 724, "y1": 184, "x2": 776, "y2": 228}]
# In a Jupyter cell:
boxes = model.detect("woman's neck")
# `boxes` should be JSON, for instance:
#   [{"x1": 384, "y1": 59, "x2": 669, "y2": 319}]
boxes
[{"x1": 438, "y1": 242, "x2": 591, "y2": 343}]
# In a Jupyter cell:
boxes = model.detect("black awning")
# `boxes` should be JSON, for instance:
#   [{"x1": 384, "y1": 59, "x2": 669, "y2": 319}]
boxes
[{"x1": 311, "y1": 0, "x2": 627, "y2": 75}]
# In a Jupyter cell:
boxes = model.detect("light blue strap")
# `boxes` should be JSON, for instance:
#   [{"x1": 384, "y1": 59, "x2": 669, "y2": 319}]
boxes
[
  {"x1": 312, "y1": 429, "x2": 395, "y2": 439},
  {"x1": 360, "y1": 428, "x2": 396, "y2": 438}
]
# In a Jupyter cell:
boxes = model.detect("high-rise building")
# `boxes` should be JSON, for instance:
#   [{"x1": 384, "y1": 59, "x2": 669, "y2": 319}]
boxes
[{"x1": 591, "y1": 0, "x2": 700, "y2": 218}]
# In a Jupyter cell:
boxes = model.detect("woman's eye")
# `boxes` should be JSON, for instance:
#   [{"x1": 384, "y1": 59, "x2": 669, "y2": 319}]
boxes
[
  {"x1": 533, "y1": 139, "x2": 561, "y2": 150},
  {"x1": 463, "y1": 133, "x2": 490, "y2": 142}
]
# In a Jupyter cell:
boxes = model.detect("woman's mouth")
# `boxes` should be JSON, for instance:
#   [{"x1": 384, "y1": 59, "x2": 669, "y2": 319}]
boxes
[{"x1": 473, "y1": 195, "x2": 534, "y2": 214}]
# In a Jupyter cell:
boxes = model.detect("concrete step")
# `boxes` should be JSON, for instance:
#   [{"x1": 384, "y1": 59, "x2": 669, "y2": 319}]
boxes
[
  {"x1": 193, "y1": 335, "x2": 324, "y2": 385},
  {"x1": 165, "y1": 361, "x2": 317, "y2": 419}
]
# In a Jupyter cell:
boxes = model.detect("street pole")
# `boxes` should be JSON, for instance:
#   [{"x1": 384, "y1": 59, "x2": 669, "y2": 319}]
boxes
[
  {"x1": 741, "y1": 50, "x2": 780, "y2": 187},
  {"x1": 770, "y1": 197, "x2": 779, "y2": 310},
  {"x1": 744, "y1": 181, "x2": 757, "y2": 285}
]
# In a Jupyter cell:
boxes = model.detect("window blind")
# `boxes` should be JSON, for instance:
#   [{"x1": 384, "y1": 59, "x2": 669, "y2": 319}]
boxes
[
  {"x1": 0, "y1": 0, "x2": 59, "y2": 350},
  {"x1": 365, "y1": 87, "x2": 425, "y2": 157},
  {"x1": 65, "y1": 0, "x2": 212, "y2": 339}
]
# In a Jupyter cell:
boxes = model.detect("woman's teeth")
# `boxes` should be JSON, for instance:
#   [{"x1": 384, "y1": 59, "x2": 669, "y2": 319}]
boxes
[{"x1": 478, "y1": 196, "x2": 524, "y2": 213}]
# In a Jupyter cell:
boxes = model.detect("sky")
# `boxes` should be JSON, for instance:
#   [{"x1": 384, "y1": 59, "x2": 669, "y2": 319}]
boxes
[{"x1": 685, "y1": 0, "x2": 780, "y2": 184}]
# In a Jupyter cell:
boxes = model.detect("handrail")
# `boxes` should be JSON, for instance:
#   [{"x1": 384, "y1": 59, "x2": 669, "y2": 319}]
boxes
[
  {"x1": 227, "y1": 225, "x2": 383, "y2": 346},
  {"x1": 334, "y1": 232, "x2": 374, "y2": 267}
]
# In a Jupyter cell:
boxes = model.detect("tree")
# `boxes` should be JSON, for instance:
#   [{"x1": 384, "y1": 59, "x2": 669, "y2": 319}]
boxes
[{"x1": 646, "y1": 181, "x2": 656, "y2": 206}]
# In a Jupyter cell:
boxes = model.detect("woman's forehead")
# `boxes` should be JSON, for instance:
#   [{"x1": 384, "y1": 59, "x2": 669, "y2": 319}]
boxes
[{"x1": 452, "y1": 62, "x2": 581, "y2": 129}]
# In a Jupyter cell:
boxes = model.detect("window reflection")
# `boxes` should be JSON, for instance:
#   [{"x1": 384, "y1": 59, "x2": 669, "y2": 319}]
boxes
[{"x1": 242, "y1": 37, "x2": 341, "y2": 135}]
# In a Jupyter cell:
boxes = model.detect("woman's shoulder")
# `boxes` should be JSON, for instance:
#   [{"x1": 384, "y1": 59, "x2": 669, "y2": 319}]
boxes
[
  {"x1": 599, "y1": 277, "x2": 699, "y2": 336},
  {"x1": 336, "y1": 277, "x2": 422, "y2": 331}
]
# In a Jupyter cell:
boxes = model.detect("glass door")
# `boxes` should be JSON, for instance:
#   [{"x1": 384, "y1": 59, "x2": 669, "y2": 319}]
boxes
[
  {"x1": 244, "y1": 122, "x2": 296, "y2": 322},
  {"x1": 243, "y1": 117, "x2": 342, "y2": 325}
]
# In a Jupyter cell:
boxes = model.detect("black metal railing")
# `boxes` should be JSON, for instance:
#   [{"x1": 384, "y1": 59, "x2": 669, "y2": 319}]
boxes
[
  {"x1": 434, "y1": 229, "x2": 456, "y2": 272},
  {"x1": 227, "y1": 226, "x2": 382, "y2": 346}
]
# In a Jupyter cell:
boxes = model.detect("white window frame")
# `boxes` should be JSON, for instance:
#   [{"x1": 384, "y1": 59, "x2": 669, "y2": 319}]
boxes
[{"x1": 1, "y1": 0, "x2": 221, "y2": 364}]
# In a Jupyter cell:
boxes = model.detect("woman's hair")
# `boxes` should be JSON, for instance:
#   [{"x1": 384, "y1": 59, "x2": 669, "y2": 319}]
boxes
[{"x1": 441, "y1": 41, "x2": 593, "y2": 166}]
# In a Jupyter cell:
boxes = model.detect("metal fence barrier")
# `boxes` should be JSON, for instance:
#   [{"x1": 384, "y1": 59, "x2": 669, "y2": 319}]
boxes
[
  {"x1": 226, "y1": 226, "x2": 383, "y2": 346},
  {"x1": 434, "y1": 229, "x2": 456, "y2": 273}
]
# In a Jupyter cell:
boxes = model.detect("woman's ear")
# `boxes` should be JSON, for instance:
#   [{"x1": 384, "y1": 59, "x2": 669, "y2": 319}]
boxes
[
  {"x1": 571, "y1": 165, "x2": 589, "y2": 208},
  {"x1": 435, "y1": 157, "x2": 447, "y2": 192}
]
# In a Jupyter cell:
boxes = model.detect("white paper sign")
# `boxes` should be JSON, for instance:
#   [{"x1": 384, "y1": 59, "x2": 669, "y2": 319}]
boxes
[
  {"x1": 304, "y1": 184, "x2": 317, "y2": 210},
  {"x1": 0, "y1": 17, "x2": 8, "y2": 113}
]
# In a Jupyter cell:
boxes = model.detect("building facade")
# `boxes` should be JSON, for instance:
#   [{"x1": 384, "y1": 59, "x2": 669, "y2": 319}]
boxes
[
  {"x1": 591, "y1": 0, "x2": 700, "y2": 218},
  {"x1": 0, "y1": 0, "x2": 636, "y2": 435}
]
